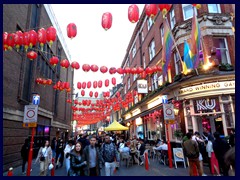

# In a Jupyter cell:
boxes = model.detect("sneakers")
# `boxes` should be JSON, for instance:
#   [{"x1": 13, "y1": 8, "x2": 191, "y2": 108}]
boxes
[{"x1": 140, "y1": 162, "x2": 144, "y2": 166}]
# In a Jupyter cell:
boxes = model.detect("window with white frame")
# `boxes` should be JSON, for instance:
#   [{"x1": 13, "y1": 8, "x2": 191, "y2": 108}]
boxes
[
  {"x1": 182, "y1": 4, "x2": 197, "y2": 20},
  {"x1": 212, "y1": 38, "x2": 231, "y2": 65},
  {"x1": 208, "y1": 4, "x2": 221, "y2": 13},
  {"x1": 148, "y1": 39, "x2": 156, "y2": 61},
  {"x1": 174, "y1": 52, "x2": 182, "y2": 75},
  {"x1": 141, "y1": 30, "x2": 144, "y2": 42},
  {"x1": 151, "y1": 73, "x2": 158, "y2": 91},
  {"x1": 170, "y1": 9, "x2": 176, "y2": 29},
  {"x1": 160, "y1": 25, "x2": 164, "y2": 45},
  {"x1": 143, "y1": 54, "x2": 146, "y2": 69},
  {"x1": 132, "y1": 44, "x2": 136, "y2": 58},
  {"x1": 147, "y1": 17, "x2": 154, "y2": 30},
  {"x1": 127, "y1": 77, "x2": 131, "y2": 90}
]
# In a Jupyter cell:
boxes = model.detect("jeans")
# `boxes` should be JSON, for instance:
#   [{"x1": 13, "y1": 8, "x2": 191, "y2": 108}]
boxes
[
  {"x1": 22, "y1": 159, "x2": 27, "y2": 173},
  {"x1": 104, "y1": 162, "x2": 116, "y2": 176},
  {"x1": 65, "y1": 158, "x2": 70, "y2": 174}
]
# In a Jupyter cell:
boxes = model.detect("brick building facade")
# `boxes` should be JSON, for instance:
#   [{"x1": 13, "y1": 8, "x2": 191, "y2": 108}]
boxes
[
  {"x1": 3, "y1": 4, "x2": 73, "y2": 171},
  {"x1": 120, "y1": 4, "x2": 235, "y2": 142}
]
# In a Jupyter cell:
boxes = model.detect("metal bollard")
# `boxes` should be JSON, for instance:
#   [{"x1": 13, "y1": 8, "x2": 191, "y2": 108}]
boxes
[{"x1": 7, "y1": 167, "x2": 13, "y2": 176}]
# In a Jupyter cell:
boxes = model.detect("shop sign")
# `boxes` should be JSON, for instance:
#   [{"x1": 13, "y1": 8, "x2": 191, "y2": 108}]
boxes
[
  {"x1": 194, "y1": 98, "x2": 220, "y2": 113},
  {"x1": 137, "y1": 80, "x2": 148, "y2": 93},
  {"x1": 178, "y1": 81, "x2": 235, "y2": 96},
  {"x1": 163, "y1": 104, "x2": 175, "y2": 120},
  {"x1": 23, "y1": 105, "x2": 38, "y2": 127}
]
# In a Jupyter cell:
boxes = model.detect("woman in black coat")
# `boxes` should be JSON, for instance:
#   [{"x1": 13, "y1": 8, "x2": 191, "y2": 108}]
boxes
[{"x1": 68, "y1": 142, "x2": 86, "y2": 176}]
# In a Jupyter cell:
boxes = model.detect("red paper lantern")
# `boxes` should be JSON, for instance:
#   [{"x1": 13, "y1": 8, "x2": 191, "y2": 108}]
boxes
[
  {"x1": 3, "y1": 32, "x2": 8, "y2": 51},
  {"x1": 157, "y1": 65, "x2": 162, "y2": 72},
  {"x1": 46, "y1": 79, "x2": 52, "y2": 85},
  {"x1": 81, "y1": 90, "x2": 85, "y2": 97},
  {"x1": 38, "y1": 28, "x2": 47, "y2": 50},
  {"x1": 91, "y1": 64, "x2": 99, "y2": 72},
  {"x1": 145, "y1": 67, "x2": 153, "y2": 74},
  {"x1": 103, "y1": 92, "x2": 107, "y2": 98},
  {"x1": 71, "y1": 61, "x2": 80, "y2": 70},
  {"x1": 152, "y1": 66, "x2": 158, "y2": 73},
  {"x1": 77, "y1": 82, "x2": 81, "y2": 89},
  {"x1": 94, "y1": 92, "x2": 98, "y2": 98},
  {"x1": 82, "y1": 64, "x2": 90, "y2": 72},
  {"x1": 66, "y1": 88, "x2": 71, "y2": 93},
  {"x1": 87, "y1": 81, "x2": 91, "y2": 89},
  {"x1": 131, "y1": 67, "x2": 137, "y2": 74},
  {"x1": 7, "y1": 33, "x2": 15, "y2": 51},
  {"x1": 136, "y1": 67, "x2": 144, "y2": 74},
  {"x1": 109, "y1": 67, "x2": 117, "y2": 74},
  {"x1": 27, "y1": 51, "x2": 38, "y2": 60},
  {"x1": 192, "y1": 4, "x2": 201, "y2": 9},
  {"x1": 14, "y1": 31, "x2": 23, "y2": 51},
  {"x1": 65, "y1": 82, "x2": 70, "y2": 89},
  {"x1": 145, "y1": 4, "x2": 158, "y2": 17},
  {"x1": 117, "y1": 68, "x2": 124, "y2": 74},
  {"x1": 128, "y1": 4, "x2": 139, "y2": 23},
  {"x1": 35, "y1": 78, "x2": 42, "y2": 84},
  {"x1": 89, "y1": 91, "x2": 93, "y2": 97},
  {"x1": 82, "y1": 82, "x2": 86, "y2": 89},
  {"x1": 124, "y1": 67, "x2": 131, "y2": 74},
  {"x1": 60, "y1": 59, "x2": 70, "y2": 68},
  {"x1": 98, "y1": 80, "x2": 102, "y2": 88},
  {"x1": 46, "y1": 26, "x2": 56, "y2": 47},
  {"x1": 29, "y1": 30, "x2": 38, "y2": 48},
  {"x1": 42, "y1": 79, "x2": 47, "y2": 86},
  {"x1": 158, "y1": 4, "x2": 172, "y2": 16},
  {"x1": 67, "y1": 23, "x2": 77, "y2": 39},
  {"x1": 105, "y1": 79, "x2": 109, "y2": 87},
  {"x1": 100, "y1": 66, "x2": 108, "y2": 74},
  {"x1": 140, "y1": 71, "x2": 147, "y2": 79},
  {"x1": 93, "y1": 81, "x2": 97, "y2": 89},
  {"x1": 23, "y1": 32, "x2": 30, "y2": 51},
  {"x1": 50, "y1": 56, "x2": 59, "y2": 66},
  {"x1": 102, "y1": 12, "x2": 112, "y2": 31},
  {"x1": 111, "y1": 77, "x2": 116, "y2": 86}
]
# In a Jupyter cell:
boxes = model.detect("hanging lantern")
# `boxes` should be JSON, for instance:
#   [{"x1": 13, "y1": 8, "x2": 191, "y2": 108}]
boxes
[
  {"x1": 7, "y1": 33, "x2": 15, "y2": 51},
  {"x1": 38, "y1": 28, "x2": 47, "y2": 50},
  {"x1": 46, "y1": 79, "x2": 52, "y2": 85},
  {"x1": 192, "y1": 4, "x2": 201, "y2": 9},
  {"x1": 82, "y1": 82, "x2": 86, "y2": 89},
  {"x1": 93, "y1": 81, "x2": 97, "y2": 89},
  {"x1": 3, "y1": 32, "x2": 8, "y2": 51},
  {"x1": 87, "y1": 81, "x2": 91, "y2": 89},
  {"x1": 67, "y1": 23, "x2": 77, "y2": 39},
  {"x1": 111, "y1": 77, "x2": 116, "y2": 86},
  {"x1": 94, "y1": 92, "x2": 98, "y2": 98},
  {"x1": 157, "y1": 65, "x2": 162, "y2": 72},
  {"x1": 89, "y1": 91, "x2": 93, "y2": 97},
  {"x1": 98, "y1": 80, "x2": 102, "y2": 88},
  {"x1": 27, "y1": 51, "x2": 38, "y2": 60},
  {"x1": 50, "y1": 56, "x2": 59, "y2": 66},
  {"x1": 23, "y1": 32, "x2": 30, "y2": 52},
  {"x1": 152, "y1": 66, "x2": 158, "y2": 73},
  {"x1": 65, "y1": 82, "x2": 70, "y2": 89},
  {"x1": 140, "y1": 71, "x2": 147, "y2": 79},
  {"x1": 102, "y1": 12, "x2": 112, "y2": 31},
  {"x1": 117, "y1": 68, "x2": 124, "y2": 74},
  {"x1": 105, "y1": 79, "x2": 109, "y2": 87},
  {"x1": 42, "y1": 79, "x2": 47, "y2": 86},
  {"x1": 131, "y1": 67, "x2": 137, "y2": 74},
  {"x1": 60, "y1": 59, "x2": 70, "y2": 68},
  {"x1": 124, "y1": 67, "x2": 131, "y2": 74},
  {"x1": 103, "y1": 92, "x2": 107, "y2": 98},
  {"x1": 29, "y1": 30, "x2": 38, "y2": 48},
  {"x1": 100, "y1": 66, "x2": 108, "y2": 74},
  {"x1": 14, "y1": 31, "x2": 23, "y2": 52},
  {"x1": 109, "y1": 67, "x2": 117, "y2": 74},
  {"x1": 82, "y1": 64, "x2": 91, "y2": 72},
  {"x1": 128, "y1": 4, "x2": 139, "y2": 23},
  {"x1": 66, "y1": 88, "x2": 71, "y2": 93},
  {"x1": 71, "y1": 61, "x2": 80, "y2": 70},
  {"x1": 81, "y1": 90, "x2": 85, "y2": 97},
  {"x1": 136, "y1": 67, "x2": 144, "y2": 74},
  {"x1": 145, "y1": 67, "x2": 153, "y2": 74},
  {"x1": 158, "y1": 4, "x2": 172, "y2": 17},
  {"x1": 91, "y1": 64, "x2": 99, "y2": 72},
  {"x1": 77, "y1": 82, "x2": 81, "y2": 89},
  {"x1": 46, "y1": 26, "x2": 56, "y2": 47},
  {"x1": 145, "y1": 4, "x2": 158, "y2": 18},
  {"x1": 35, "y1": 78, "x2": 42, "y2": 84}
]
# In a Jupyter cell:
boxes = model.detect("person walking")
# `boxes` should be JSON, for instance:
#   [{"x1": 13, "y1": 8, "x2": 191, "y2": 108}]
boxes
[
  {"x1": 64, "y1": 140, "x2": 75, "y2": 174},
  {"x1": 21, "y1": 138, "x2": 30, "y2": 174},
  {"x1": 51, "y1": 137, "x2": 57, "y2": 160},
  {"x1": 68, "y1": 142, "x2": 86, "y2": 176},
  {"x1": 83, "y1": 136, "x2": 102, "y2": 176},
  {"x1": 35, "y1": 140, "x2": 52, "y2": 176},
  {"x1": 100, "y1": 134, "x2": 120, "y2": 176},
  {"x1": 183, "y1": 132, "x2": 203, "y2": 176},
  {"x1": 56, "y1": 138, "x2": 64, "y2": 169}
]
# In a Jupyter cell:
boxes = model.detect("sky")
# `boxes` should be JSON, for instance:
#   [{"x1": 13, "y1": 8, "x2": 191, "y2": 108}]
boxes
[{"x1": 51, "y1": 4, "x2": 145, "y2": 97}]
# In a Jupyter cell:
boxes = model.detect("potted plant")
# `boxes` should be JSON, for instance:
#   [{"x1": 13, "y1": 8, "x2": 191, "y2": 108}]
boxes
[
  {"x1": 174, "y1": 130, "x2": 183, "y2": 140},
  {"x1": 219, "y1": 63, "x2": 234, "y2": 71}
]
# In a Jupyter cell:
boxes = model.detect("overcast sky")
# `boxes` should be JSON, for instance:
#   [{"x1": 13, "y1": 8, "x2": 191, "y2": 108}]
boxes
[{"x1": 51, "y1": 4, "x2": 145, "y2": 96}]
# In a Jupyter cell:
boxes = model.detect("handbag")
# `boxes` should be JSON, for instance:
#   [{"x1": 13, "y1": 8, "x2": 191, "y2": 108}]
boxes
[{"x1": 40, "y1": 148, "x2": 47, "y2": 161}]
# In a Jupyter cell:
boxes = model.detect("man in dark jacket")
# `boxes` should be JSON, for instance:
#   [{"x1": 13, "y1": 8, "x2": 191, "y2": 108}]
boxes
[
  {"x1": 136, "y1": 139, "x2": 145, "y2": 165},
  {"x1": 21, "y1": 138, "x2": 30, "y2": 174},
  {"x1": 100, "y1": 134, "x2": 120, "y2": 176},
  {"x1": 183, "y1": 132, "x2": 202, "y2": 176},
  {"x1": 83, "y1": 136, "x2": 102, "y2": 176}
]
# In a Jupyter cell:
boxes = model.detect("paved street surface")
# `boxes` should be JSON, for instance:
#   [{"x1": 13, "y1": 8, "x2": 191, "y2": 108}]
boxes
[{"x1": 3, "y1": 158, "x2": 211, "y2": 176}]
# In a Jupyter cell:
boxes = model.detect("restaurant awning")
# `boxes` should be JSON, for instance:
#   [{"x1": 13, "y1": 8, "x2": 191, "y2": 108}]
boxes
[{"x1": 104, "y1": 120, "x2": 129, "y2": 131}]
